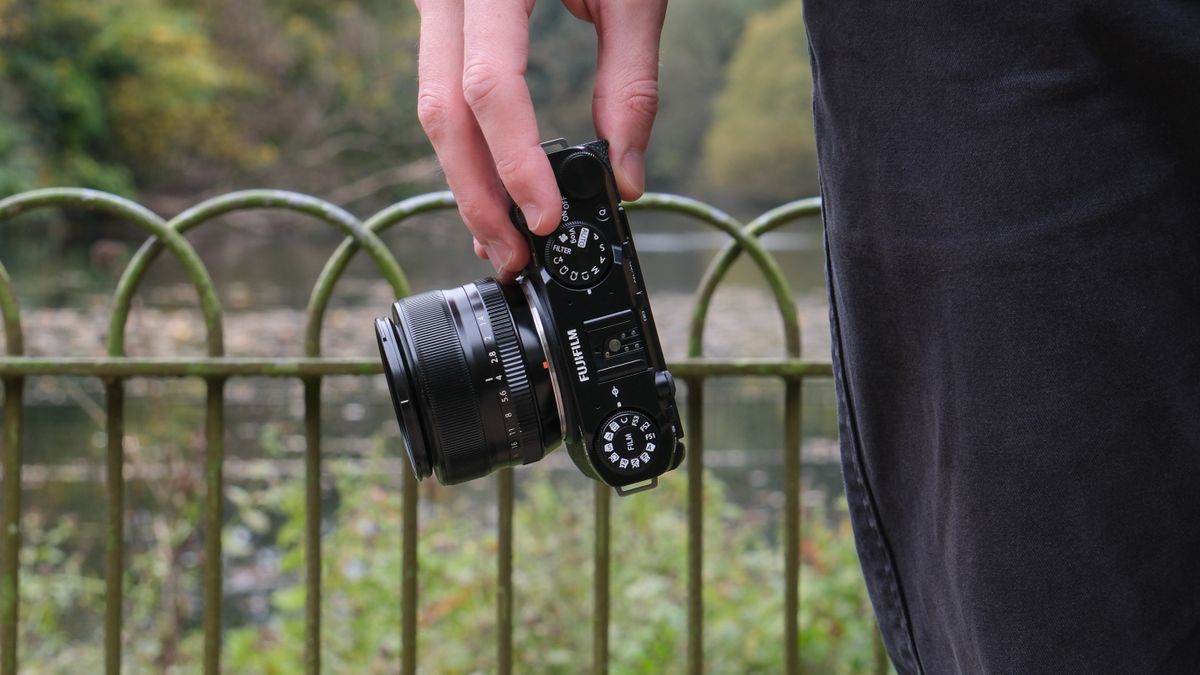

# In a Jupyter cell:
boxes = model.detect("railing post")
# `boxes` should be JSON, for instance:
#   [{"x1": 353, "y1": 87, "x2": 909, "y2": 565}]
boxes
[
  {"x1": 1, "y1": 220, "x2": 27, "y2": 675},
  {"x1": 685, "y1": 377, "x2": 704, "y2": 675},
  {"x1": 103, "y1": 379, "x2": 124, "y2": 675},
  {"x1": 593, "y1": 482, "x2": 610, "y2": 674},
  {"x1": 203, "y1": 378, "x2": 227, "y2": 675},
  {"x1": 304, "y1": 377, "x2": 322, "y2": 674},
  {"x1": 497, "y1": 468, "x2": 514, "y2": 675},
  {"x1": 401, "y1": 463, "x2": 418, "y2": 675},
  {"x1": 1, "y1": 376, "x2": 23, "y2": 675},
  {"x1": 785, "y1": 379, "x2": 802, "y2": 674}
]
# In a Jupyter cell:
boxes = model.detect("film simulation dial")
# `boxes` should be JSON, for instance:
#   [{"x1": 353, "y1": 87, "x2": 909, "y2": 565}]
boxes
[
  {"x1": 596, "y1": 410, "x2": 658, "y2": 474},
  {"x1": 544, "y1": 222, "x2": 612, "y2": 289}
]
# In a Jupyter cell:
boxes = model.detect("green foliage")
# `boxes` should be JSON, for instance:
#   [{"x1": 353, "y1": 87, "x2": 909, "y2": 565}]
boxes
[
  {"x1": 212, "y1": 448, "x2": 889, "y2": 673},
  {"x1": 0, "y1": 79, "x2": 40, "y2": 195},
  {"x1": 1, "y1": 0, "x2": 811, "y2": 211},
  {"x1": 211, "y1": 0, "x2": 423, "y2": 205},
  {"x1": 15, "y1": 433, "x2": 887, "y2": 672},
  {"x1": 701, "y1": 0, "x2": 818, "y2": 202},
  {"x1": 652, "y1": 0, "x2": 781, "y2": 194},
  {"x1": 801, "y1": 500, "x2": 897, "y2": 675},
  {"x1": 16, "y1": 512, "x2": 105, "y2": 672},
  {"x1": 0, "y1": 0, "x2": 260, "y2": 194},
  {"x1": 0, "y1": 0, "x2": 422, "y2": 205}
]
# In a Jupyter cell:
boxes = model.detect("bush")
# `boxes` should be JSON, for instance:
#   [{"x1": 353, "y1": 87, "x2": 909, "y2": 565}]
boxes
[{"x1": 15, "y1": 438, "x2": 890, "y2": 673}]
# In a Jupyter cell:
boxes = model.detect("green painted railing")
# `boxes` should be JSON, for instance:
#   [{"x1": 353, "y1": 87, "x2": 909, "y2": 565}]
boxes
[{"x1": 0, "y1": 188, "x2": 829, "y2": 674}]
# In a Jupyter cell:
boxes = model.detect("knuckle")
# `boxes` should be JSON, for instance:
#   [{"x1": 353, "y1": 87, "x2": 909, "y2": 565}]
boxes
[
  {"x1": 455, "y1": 195, "x2": 490, "y2": 229},
  {"x1": 461, "y1": 59, "x2": 506, "y2": 109},
  {"x1": 455, "y1": 188, "x2": 507, "y2": 233},
  {"x1": 616, "y1": 77, "x2": 660, "y2": 121},
  {"x1": 415, "y1": 88, "x2": 457, "y2": 138},
  {"x1": 492, "y1": 150, "x2": 529, "y2": 185}
]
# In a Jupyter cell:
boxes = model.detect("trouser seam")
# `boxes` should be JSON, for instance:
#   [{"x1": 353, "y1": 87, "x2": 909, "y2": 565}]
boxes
[{"x1": 823, "y1": 226, "x2": 926, "y2": 674}]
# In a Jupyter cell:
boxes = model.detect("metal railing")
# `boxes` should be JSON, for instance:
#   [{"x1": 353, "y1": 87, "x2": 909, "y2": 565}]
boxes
[{"x1": 0, "y1": 188, "x2": 828, "y2": 674}]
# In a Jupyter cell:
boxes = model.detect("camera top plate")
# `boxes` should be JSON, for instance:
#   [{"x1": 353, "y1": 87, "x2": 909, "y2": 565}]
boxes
[{"x1": 513, "y1": 139, "x2": 685, "y2": 491}]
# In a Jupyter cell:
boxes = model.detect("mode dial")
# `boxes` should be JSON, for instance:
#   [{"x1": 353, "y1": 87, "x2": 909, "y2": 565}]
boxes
[{"x1": 544, "y1": 222, "x2": 612, "y2": 288}]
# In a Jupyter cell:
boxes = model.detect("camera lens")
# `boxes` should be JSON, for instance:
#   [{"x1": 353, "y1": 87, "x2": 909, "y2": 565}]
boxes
[{"x1": 375, "y1": 279, "x2": 561, "y2": 484}]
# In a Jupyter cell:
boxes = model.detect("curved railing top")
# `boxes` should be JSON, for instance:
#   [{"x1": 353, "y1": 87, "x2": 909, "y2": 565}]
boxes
[
  {"x1": 686, "y1": 196, "x2": 823, "y2": 361},
  {"x1": 626, "y1": 194, "x2": 804, "y2": 360},
  {"x1": 0, "y1": 188, "x2": 225, "y2": 358},
  {"x1": 107, "y1": 189, "x2": 410, "y2": 361},
  {"x1": 305, "y1": 190, "x2": 456, "y2": 357},
  {"x1": 1, "y1": 188, "x2": 821, "y2": 363}
]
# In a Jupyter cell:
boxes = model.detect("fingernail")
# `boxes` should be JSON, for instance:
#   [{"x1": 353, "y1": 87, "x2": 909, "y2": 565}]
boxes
[
  {"x1": 485, "y1": 241, "x2": 514, "y2": 275},
  {"x1": 620, "y1": 149, "x2": 645, "y2": 196},
  {"x1": 522, "y1": 202, "x2": 544, "y2": 233}
]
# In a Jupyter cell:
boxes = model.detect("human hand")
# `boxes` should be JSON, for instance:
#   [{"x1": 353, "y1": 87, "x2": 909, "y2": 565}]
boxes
[{"x1": 414, "y1": 0, "x2": 668, "y2": 280}]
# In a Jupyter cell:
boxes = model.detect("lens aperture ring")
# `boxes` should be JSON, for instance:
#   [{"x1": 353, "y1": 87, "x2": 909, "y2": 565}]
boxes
[
  {"x1": 397, "y1": 290, "x2": 488, "y2": 481},
  {"x1": 476, "y1": 280, "x2": 542, "y2": 464}
]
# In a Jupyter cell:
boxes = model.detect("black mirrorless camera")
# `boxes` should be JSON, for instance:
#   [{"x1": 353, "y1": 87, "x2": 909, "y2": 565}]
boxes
[{"x1": 375, "y1": 139, "x2": 684, "y2": 495}]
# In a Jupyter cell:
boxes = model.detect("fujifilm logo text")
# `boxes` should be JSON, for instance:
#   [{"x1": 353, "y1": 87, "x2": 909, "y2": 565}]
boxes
[{"x1": 567, "y1": 329, "x2": 590, "y2": 382}]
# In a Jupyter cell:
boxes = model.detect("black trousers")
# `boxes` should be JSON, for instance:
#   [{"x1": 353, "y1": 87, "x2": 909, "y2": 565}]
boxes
[{"x1": 804, "y1": 2, "x2": 1200, "y2": 672}]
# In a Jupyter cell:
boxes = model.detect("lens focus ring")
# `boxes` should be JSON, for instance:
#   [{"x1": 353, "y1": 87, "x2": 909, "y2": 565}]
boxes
[
  {"x1": 378, "y1": 278, "x2": 560, "y2": 486},
  {"x1": 476, "y1": 280, "x2": 542, "y2": 463},
  {"x1": 396, "y1": 290, "x2": 488, "y2": 481}
]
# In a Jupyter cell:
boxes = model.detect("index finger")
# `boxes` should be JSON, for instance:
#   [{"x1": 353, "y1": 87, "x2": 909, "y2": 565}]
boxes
[
  {"x1": 462, "y1": 0, "x2": 561, "y2": 236},
  {"x1": 416, "y1": 0, "x2": 529, "y2": 280}
]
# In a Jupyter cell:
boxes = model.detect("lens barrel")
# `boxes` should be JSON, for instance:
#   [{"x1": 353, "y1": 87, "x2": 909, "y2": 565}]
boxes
[{"x1": 375, "y1": 279, "x2": 559, "y2": 484}]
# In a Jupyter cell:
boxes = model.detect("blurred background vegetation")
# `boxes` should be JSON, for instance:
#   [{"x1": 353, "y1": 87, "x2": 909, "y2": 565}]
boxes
[
  {"x1": 0, "y1": 0, "x2": 893, "y2": 672},
  {"x1": 0, "y1": 0, "x2": 814, "y2": 215}
]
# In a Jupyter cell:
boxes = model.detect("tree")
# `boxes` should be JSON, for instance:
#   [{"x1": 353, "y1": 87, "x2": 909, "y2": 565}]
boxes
[
  {"x1": 700, "y1": 0, "x2": 818, "y2": 204},
  {"x1": 650, "y1": 0, "x2": 780, "y2": 193},
  {"x1": 0, "y1": 0, "x2": 427, "y2": 212},
  {"x1": 0, "y1": 0, "x2": 258, "y2": 196}
]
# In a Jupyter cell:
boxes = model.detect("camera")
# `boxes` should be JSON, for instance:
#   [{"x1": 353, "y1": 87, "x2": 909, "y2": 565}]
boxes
[{"x1": 375, "y1": 139, "x2": 685, "y2": 495}]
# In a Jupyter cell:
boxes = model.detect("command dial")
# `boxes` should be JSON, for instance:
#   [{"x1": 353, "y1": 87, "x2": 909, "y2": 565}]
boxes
[
  {"x1": 544, "y1": 221, "x2": 612, "y2": 288},
  {"x1": 595, "y1": 410, "x2": 659, "y2": 475}
]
